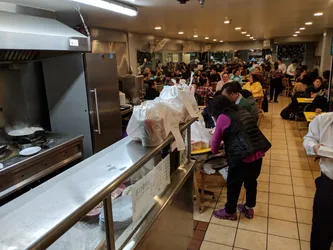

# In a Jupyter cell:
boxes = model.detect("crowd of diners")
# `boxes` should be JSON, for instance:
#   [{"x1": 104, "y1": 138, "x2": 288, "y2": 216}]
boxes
[{"x1": 141, "y1": 57, "x2": 333, "y2": 249}]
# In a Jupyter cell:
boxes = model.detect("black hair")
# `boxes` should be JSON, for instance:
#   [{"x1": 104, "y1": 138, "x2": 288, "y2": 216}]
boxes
[
  {"x1": 233, "y1": 68, "x2": 240, "y2": 75},
  {"x1": 222, "y1": 72, "x2": 229, "y2": 77},
  {"x1": 239, "y1": 89, "x2": 253, "y2": 98},
  {"x1": 148, "y1": 80, "x2": 155, "y2": 88},
  {"x1": 278, "y1": 57, "x2": 282, "y2": 62},
  {"x1": 301, "y1": 74, "x2": 313, "y2": 86},
  {"x1": 274, "y1": 62, "x2": 279, "y2": 70},
  {"x1": 251, "y1": 74, "x2": 260, "y2": 83},
  {"x1": 323, "y1": 70, "x2": 331, "y2": 80},
  {"x1": 221, "y1": 81, "x2": 242, "y2": 94},
  {"x1": 156, "y1": 77, "x2": 161, "y2": 83},
  {"x1": 208, "y1": 95, "x2": 239, "y2": 119},
  {"x1": 143, "y1": 72, "x2": 149, "y2": 78},
  {"x1": 214, "y1": 90, "x2": 222, "y2": 97},
  {"x1": 292, "y1": 59, "x2": 298, "y2": 64},
  {"x1": 314, "y1": 77, "x2": 323, "y2": 83}
]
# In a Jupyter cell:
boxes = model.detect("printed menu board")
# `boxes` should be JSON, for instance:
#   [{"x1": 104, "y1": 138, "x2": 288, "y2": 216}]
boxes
[{"x1": 132, "y1": 155, "x2": 171, "y2": 223}]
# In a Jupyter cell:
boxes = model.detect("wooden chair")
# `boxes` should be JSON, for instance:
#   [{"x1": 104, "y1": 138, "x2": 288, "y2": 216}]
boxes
[
  {"x1": 256, "y1": 96, "x2": 265, "y2": 126},
  {"x1": 283, "y1": 78, "x2": 291, "y2": 97}
]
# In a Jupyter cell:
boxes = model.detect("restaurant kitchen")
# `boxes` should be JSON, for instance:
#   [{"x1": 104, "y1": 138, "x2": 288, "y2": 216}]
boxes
[{"x1": 0, "y1": 3, "x2": 124, "y2": 204}]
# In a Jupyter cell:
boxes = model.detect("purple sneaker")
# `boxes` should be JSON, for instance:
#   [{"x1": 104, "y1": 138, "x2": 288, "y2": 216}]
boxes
[
  {"x1": 213, "y1": 208, "x2": 237, "y2": 221},
  {"x1": 238, "y1": 204, "x2": 254, "y2": 219}
]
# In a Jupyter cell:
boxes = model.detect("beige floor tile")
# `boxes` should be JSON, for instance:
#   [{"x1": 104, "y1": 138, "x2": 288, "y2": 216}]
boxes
[
  {"x1": 270, "y1": 167, "x2": 291, "y2": 176},
  {"x1": 296, "y1": 208, "x2": 313, "y2": 224},
  {"x1": 238, "y1": 215, "x2": 268, "y2": 233},
  {"x1": 194, "y1": 207, "x2": 214, "y2": 222},
  {"x1": 292, "y1": 177, "x2": 315, "y2": 188},
  {"x1": 204, "y1": 224, "x2": 236, "y2": 246},
  {"x1": 289, "y1": 149, "x2": 307, "y2": 157},
  {"x1": 293, "y1": 186, "x2": 316, "y2": 198},
  {"x1": 200, "y1": 241, "x2": 233, "y2": 250},
  {"x1": 272, "y1": 144, "x2": 289, "y2": 150},
  {"x1": 255, "y1": 202, "x2": 268, "y2": 217},
  {"x1": 269, "y1": 193, "x2": 295, "y2": 207},
  {"x1": 271, "y1": 154, "x2": 289, "y2": 161},
  {"x1": 267, "y1": 235, "x2": 300, "y2": 250},
  {"x1": 261, "y1": 165, "x2": 270, "y2": 174},
  {"x1": 300, "y1": 240, "x2": 310, "y2": 250},
  {"x1": 290, "y1": 161, "x2": 310, "y2": 170},
  {"x1": 210, "y1": 214, "x2": 239, "y2": 228},
  {"x1": 258, "y1": 173, "x2": 269, "y2": 182},
  {"x1": 291, "y1": 169, "x2": 313, "y2": 178},
  {"x1": 257, "y1": 181, "x2": 269, "y2": 192},
  {"x1": 298, "y1": 223, "x2": 311, "y2": 241},
  {"x1": 269, "y1": 205, "x2": 297, "y2": 222},
  {"x1": 270, "y1": 160, "x2": 290, "y2": 168},
  {"x1": 201, "y1": 195, "x2": 219, "y2": 208},
  {"x1": 270, "y1": 174, "x2": 292, "y2": 185},
  {"x1": 271, "y1": 149, "x2": 288, "y2": 155},
  {"x1": 263, "y1": 159, "x2": 270, "y2": 165},
  {"x1": 288, "y1": 144, "x2": 305, "y2": 150},
  {"x1": 268, "y1": 218, "x2": 299, "y2": 239},
  {"x1": 234, "y1": 229, "x2": 267, "y2": 250},
  {"x1": 256, "y1": 191, "x2": 269, "y2": 203},
  {"x1": 270, "y1": 183, "x2": 293, "y2": 195},
  {"x1": 312, "y1": 171, "x2": 320, "y2": 179},
  {"x1": 290, "y1": 157, "x2": 309, "y2": 163},
  {"x1": 295, "y1": 196, "x2": 313, "y2": 210}
]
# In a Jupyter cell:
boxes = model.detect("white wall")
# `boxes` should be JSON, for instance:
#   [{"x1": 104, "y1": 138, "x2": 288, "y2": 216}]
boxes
[{"x1": 210, "y1": 40, "x2": 264, "y2": 51}]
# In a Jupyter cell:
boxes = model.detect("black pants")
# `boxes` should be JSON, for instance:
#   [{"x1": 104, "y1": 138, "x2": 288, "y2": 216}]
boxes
[
  {"x1": 225, "y1": 158, "x2": 262, "y2": 214},
  {"x1": 270, "y1": 78, "x2": 282, "y2": 101},
  {"x1": 311, "y1": 174, "x2": 333, "y2": 250}
]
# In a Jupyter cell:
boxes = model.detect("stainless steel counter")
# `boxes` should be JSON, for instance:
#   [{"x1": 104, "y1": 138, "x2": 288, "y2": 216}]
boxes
[{"x1": 0, "y1": 119, "x2": 195, "y2": 250}]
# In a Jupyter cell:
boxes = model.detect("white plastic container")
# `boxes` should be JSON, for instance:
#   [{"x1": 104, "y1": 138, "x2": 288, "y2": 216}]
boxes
[{"x1": 119, "y1": 91, "x2": 126, "y2": 106}]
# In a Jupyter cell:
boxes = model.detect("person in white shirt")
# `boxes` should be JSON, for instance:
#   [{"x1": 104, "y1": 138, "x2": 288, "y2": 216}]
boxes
[
  {"x1": 277, "y1": 58, "x2": 286, "y2": 75},
  {"x1": 287, "y1": 60, "x2": 297, "y2": 78},
  {"x1": 216, "y1": 73, "x2": 231, "y2": 91},
  {"x1": 303, "y1": 112, "x2": 333, "y2": 250}
]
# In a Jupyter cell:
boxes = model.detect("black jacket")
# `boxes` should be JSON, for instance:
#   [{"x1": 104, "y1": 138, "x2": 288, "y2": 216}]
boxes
[
  {"x1": 223, "y1": 109, "x2": 271, "y2": 167},
  {"x1": 145, "y1": 88, "x2": 160, "y2": 100},
  {"x1": 304, "y1": 85, "x2": 324, "y2": 97}
]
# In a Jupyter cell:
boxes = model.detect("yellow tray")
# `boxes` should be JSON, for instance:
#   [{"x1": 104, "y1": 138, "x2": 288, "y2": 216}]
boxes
[
  {"x1": 191, "y1": 148, "x2": 211, "y2": 155},
  {"x1": 297, "y1": 98, "x2": 314, "y2": 104}
]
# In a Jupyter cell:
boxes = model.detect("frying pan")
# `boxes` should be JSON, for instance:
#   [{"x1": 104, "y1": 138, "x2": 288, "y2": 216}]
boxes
[{"x1": 6, "y1": 128, "x2": 45, "y2": 140}]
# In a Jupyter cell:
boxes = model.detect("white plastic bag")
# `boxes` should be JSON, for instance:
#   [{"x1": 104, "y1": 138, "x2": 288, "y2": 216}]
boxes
[
  {"x1": 191, "y1": 121, "x2": 212, "y2": 151},
  {"x1": 126, "y1": 100, "x2": 185, "y2": 150}
]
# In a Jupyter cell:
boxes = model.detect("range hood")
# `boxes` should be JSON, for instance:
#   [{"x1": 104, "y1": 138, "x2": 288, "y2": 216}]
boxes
[{"x1": 0, "y1": 9, "x2": 91, "y2": 62}]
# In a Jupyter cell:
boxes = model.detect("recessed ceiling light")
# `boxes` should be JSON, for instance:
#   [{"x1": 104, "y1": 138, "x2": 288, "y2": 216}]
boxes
[
  {"x1": 246, "y1": 34, "x2": 251, "y2": 37},
  {"x1": 293, "y1": 34, "x2": 298, "y2": 37},
  {"x1": 241, "y1": 31, "x2": 247, "y2": 34},
  {"x1": 178, "y1": 31, "x2": 184, "y2": 35},
  {"x1": 213, "y1": 39, "x2": 217, "y2": 41},
  {"x1": 220, "y1": 40, "x2": 223, "y2": 43},
  {"x1": 155, "y1": 26, "x2": 161, "y2": 30},
  {"x1": 295, "y1": 31, "x2": 300, "y2": 34},
  {"x1": 250, "y1": 37, "x2": 254, "y2": 39},
  {"x1": 253, "y1": 39, "x2": 256, "y2": 41},
  {"x1": 205, "y1": 37, "x2": 209, "y2": 39},
  {"x1": 235, "y1": 27, "x2": 241, "y2": 30},
  {"x1": 193, "y1": 34, "x2": 198, "y2": 38},
  {"x1": 305, "y1": 22, "x2": 313, "y2": 25},
  {"x1": 314, "y1": 12, "x2": 323, "y2": 16},
  {"x1": 299, "y1": 27, "x2": 305, "y2": 30},
  {"x1": 224, "y1": 20, "x2": 231, "y2": 24}
]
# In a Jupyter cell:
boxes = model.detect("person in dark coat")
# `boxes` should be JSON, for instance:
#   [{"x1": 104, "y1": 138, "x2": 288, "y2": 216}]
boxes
[{"x1": 144, "y1": 80, "x2": 160, "y2": 100}]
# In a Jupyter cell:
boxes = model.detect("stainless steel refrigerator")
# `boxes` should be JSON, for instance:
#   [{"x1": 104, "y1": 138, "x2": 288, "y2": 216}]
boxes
[{"x1": 43, "y1": 53, "x2": 122, "y2": 157}]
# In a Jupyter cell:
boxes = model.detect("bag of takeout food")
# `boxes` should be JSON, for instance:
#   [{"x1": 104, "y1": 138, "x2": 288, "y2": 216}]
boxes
[
  {"x1": 191, "y1": 120, "x2": 212, "y2": 151},
  {"x1": 126, "y1": 100, "x2": 185, "y2": 150}
]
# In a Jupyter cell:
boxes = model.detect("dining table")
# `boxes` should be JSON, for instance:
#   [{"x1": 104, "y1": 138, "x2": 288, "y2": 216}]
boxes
[{"x1": 296, "y1": 97, "x2": 314, "y2": 104}]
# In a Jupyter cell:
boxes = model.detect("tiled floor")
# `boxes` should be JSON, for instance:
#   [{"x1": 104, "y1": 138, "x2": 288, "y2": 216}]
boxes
[{"x1": 189, "y1": 97, "x2": 327, "y2": 250}]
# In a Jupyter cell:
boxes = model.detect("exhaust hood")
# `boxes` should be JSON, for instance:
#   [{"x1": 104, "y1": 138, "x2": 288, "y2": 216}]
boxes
[{"x1": 0, "y1": 9, "x2": 91, "y2": 62}]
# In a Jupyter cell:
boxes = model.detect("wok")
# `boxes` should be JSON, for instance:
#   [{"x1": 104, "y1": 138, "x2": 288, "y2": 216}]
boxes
[{"x1": 6, "y1": 128, "x2": 45, "y2": 140}]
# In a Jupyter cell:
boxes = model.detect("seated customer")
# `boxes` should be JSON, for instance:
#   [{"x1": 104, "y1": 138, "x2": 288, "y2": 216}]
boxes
[
  {"x1": 144, "y1": 80, "x2": 160, "y2": 100},
  {"x1": 221, "y1": 82, "x2": 252, "y2": 115},
  {"x1": 195, "y1": 79, "x2": 214, "y2": 106},
  {"x1": 305, "y1": 86, "x2": 329, "y2": 113},
  {"x1": 243, "y1": 74, "x2": 264, "y2": 98},
  {"x1": 230, "y1": 69, "x2": 243, "y2": 84},
  {"x1": 240, "y1": 89, "x2": 260, "y2": 121},
  {"x1": 305, "y1": 77, "x2": 324, "y2": 98},
  {"x1": 209, "y1": 96, "x2": 271, "y2": 220}
]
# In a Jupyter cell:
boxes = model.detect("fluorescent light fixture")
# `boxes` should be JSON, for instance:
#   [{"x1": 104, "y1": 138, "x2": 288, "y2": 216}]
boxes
[
  {"x1": 241, "y1": 31, "x2": 247, "y2": 34},
  {"x1": 250, "y1": 36, "x2": 254, "y2": 39},
  {"x1": 235, "y1": 27, "x2": 241, "y2": 30},
  {"x1": 205, "y1": 37, "x2": 209, "y2": 39},
  {"x1": 72, "y1": 0, "x2": 138, "y2": 16},
  {"x1": 293, "y1": 34, "x2": 298, "y2": 37},
  {"x1": 305, "y1": 22, "x2": 313, "y2": 25},
  {"x1": 213, "y1": 39, "x2": 217, "y2": 41},
  {"x1": 178, "y1": 31, "x2": 184, "y2": 34},
  {"x1": 155, "y1": 27, "x2": 161, "y2": 30},
  {"x1": 193, "y1": 34, "x2": 198, "y2": 38},
  {"x1": 314, "y1": 12, "x2": 323, "y2": 16},
  {"x1": 299, "y1": 27, "x2": 306, "y2": 30},
  {"x1": 220, "y1": 40, "x2": 223, "y2": 42},
  {"x1": 295, "y1": 31, "x2": 300, "y2": 34},
  {"x1": 246, "y1": 34, "x2": 250, "y2": 37},
  {"x1": 224, "y1": 20, "x2": 230, "y2": 24}
]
